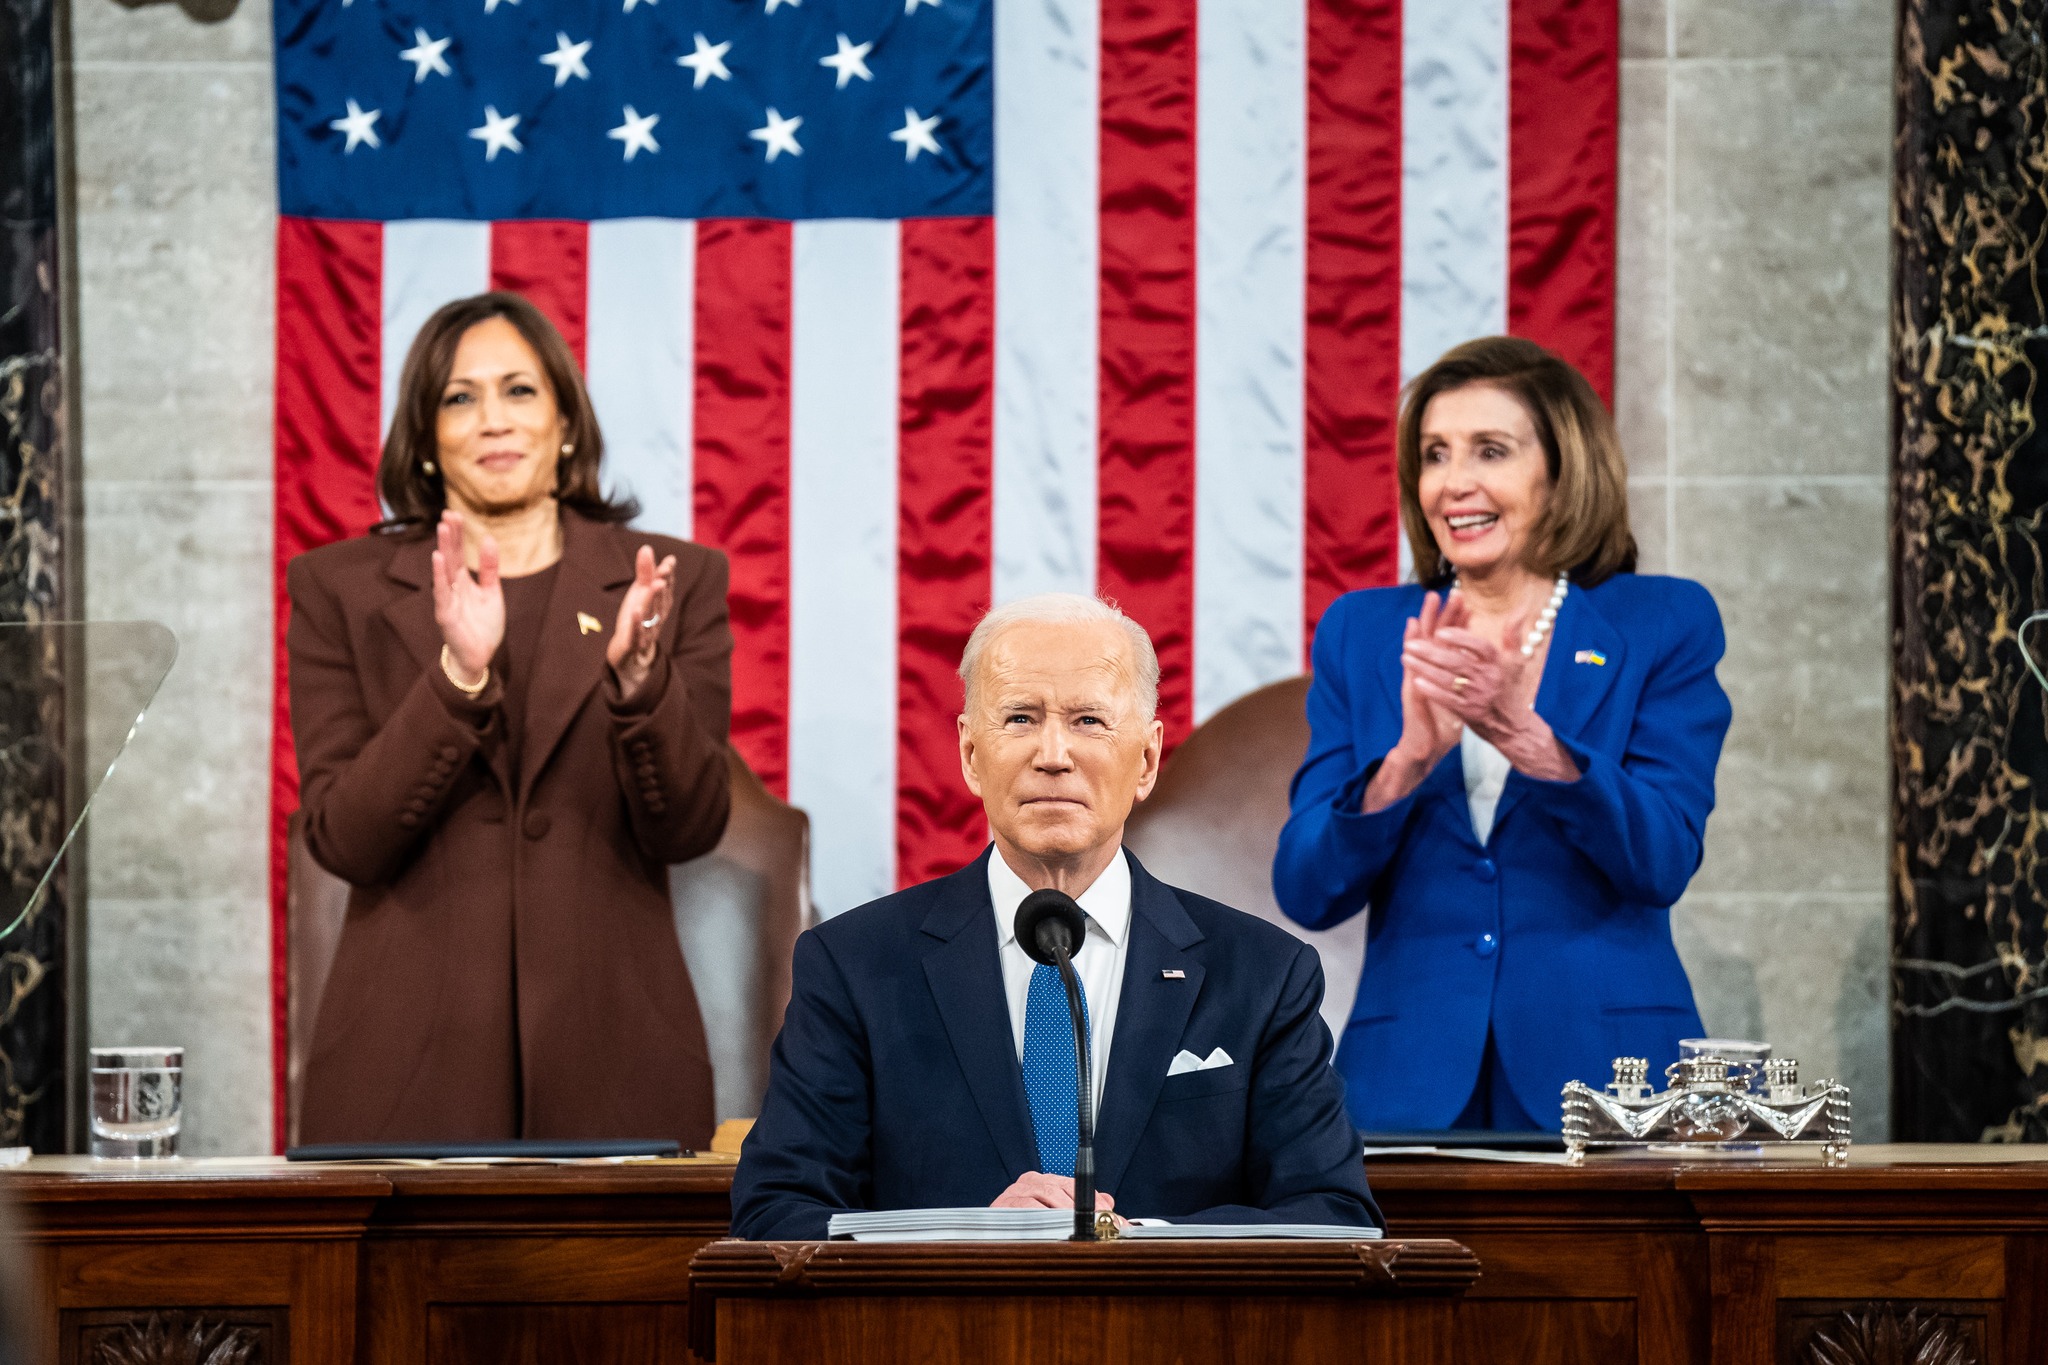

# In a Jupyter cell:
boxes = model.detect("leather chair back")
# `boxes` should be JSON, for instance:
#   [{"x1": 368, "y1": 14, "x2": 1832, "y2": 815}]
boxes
[
  {"x1": 1123, "y1": 676, "x2": 1364, "y2": 1039},
  {"x1": 285, "y1": 747, "x2": 815, "y2": 1147}
]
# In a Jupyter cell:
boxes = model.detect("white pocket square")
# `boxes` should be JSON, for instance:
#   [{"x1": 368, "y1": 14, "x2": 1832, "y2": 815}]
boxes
[{"x1": 1167, "y1": 1047, "x2": 1234, "y2": 1077}]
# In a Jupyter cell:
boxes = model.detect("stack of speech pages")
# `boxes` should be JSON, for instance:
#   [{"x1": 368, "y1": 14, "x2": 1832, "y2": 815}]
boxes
[{"x1": 826, "y1": 1208, "x2": 1383, "y2": 1242}]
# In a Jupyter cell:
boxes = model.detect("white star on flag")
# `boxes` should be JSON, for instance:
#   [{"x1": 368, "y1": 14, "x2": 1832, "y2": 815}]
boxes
[
  {"x1": 328, "y1": 99, "x2": 381, "y2": 153},
  {"x1": 889, "y1": 107, "x2": 941, "y2": 162},
  {"x1": 749, "y1": 107, "x2": 803, "y2": 162},
  {"x1": 398, "y1": 29, "x2": 452, "y2": 83},
  {"x1": 483, "y1": 0, "x2": 517, "y2": 13},
  {"x1": 608, "y1": 106, "x2": 661, "y2": 161},
  {"x1": 623, "y1": 0, "x2": 655, "y2": 9},
  {"x1": 819, "y1": 34, "x2": 874, "y2": 89},
  {"x1": 764, "y1": 0, "x2": 799, "y2": 13},
  {"x1": 905, "y1": 0, "x2": 940, "y2": 10},
  {"x1": 678, "y1": 33, "x2": 733, "y2": 88},
  {"x1": 469, "y1": 106, "x2": 523, "y2": 161},
  {"x1": 540, "y1": 33, "x2": 593, "y2": 87}
]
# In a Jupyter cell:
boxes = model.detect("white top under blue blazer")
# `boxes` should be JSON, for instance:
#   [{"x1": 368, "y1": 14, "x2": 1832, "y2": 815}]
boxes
[{"x1": 1272, "y1": 573, "x2": 1733, "y2": 1131}]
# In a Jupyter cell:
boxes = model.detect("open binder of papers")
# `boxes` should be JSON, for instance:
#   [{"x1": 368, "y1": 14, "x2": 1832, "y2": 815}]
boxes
[{"x1": 825, "y1": 1208, "x2": 1384, "y2": 1242}]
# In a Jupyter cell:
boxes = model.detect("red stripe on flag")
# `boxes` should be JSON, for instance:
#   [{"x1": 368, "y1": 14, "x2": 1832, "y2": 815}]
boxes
[
  {"x1": 693, "y1": 220, "x2": 793, "y2": 797},
  {"x1": 491, "y1": 221, "x2": 591, "y2": 369},
  {"x1": 896, "y1": 217, "x2": 995, "y2": 888},
  {"x1": 1509, "y1": 0, "x2": 1618, "y2": 402},
  {"x1": 1098, "y1": 0, "x2": 1198, "y2": 751},
  {"x1": 270, "y1": 217, "x2": 384, "y2": 1151},
  {"x1": 1305, "y1": 0, "x2": 1405, "y2": 647}
]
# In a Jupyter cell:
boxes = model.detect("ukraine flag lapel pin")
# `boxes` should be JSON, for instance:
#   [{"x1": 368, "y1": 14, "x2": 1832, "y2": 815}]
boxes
[{"x1": 1573, "y1": 649, "x2": 1607, "y2": 666}]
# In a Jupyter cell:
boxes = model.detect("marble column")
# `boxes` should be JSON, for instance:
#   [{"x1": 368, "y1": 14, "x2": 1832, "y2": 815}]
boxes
[
  {"x1": 1892, "y1": 0, "x2": 2048, "y2": 1140},
  {"x1": 0, "y1": 0, "x2": 73, "y2": 1151}
]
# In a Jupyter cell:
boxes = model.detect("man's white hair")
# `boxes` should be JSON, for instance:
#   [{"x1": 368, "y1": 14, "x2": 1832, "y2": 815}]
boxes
[{"x1": 958, "y1": 593, "x2": 1160, "y2": 722}]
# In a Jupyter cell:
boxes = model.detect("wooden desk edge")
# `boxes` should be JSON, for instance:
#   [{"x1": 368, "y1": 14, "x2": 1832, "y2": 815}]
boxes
[{"x1": 683, "y1": 1237, "x2": 1479, "y2": 1362}]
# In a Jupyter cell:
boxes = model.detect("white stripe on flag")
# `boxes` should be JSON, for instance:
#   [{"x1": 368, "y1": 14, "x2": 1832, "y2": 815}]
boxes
[
  {"x1": 380, "y1": 220, "x2": 491, "y2": 437},
  {"x1": 1194, "y1": 0, "x2": 1307, "y2": 721},
  {"x1": 588, "y1": 219, "x2": 695, "y2": 540},
  {"x1": 991, "y1": 0, "x2": 1099, "y2": 605},
  {"x1": 788, "y1": 220, "x2": 901, "y2": 916},
  {"x1": 1400, "y1": 0, "x2": 1508, "y2": 581}
]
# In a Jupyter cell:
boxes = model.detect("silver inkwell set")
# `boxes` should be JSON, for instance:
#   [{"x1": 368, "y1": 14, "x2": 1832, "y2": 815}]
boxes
[{"x1": 1561, "y1": 1039, "x2": 1852, "y2": 1164}]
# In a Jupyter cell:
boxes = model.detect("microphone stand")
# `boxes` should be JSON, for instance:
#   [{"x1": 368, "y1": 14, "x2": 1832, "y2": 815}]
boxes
[{"x1": 1050, "y1": 938, "x2": 1097, "y2": 1242}]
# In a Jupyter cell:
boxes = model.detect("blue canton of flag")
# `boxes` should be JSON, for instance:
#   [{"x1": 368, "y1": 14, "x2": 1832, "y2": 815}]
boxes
[{"x1": 275, "y1": 0, "x2": 993, "y2": 221}]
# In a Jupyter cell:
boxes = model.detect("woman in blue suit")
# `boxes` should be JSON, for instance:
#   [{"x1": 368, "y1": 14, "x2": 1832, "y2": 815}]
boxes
[{"x1": 1274, "y1": 337, "x2": 1731, "y2": 1132}]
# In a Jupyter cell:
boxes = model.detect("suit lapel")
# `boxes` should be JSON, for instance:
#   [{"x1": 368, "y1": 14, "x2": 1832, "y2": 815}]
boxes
[
  {"x1": 518, "y1": 514, "x2": 634, "y2": 797},
  {"x1": 1491, "y1": 585, "x2": 1626, "y2": 832},
  {"x1": 1093, "y1": 855, "x2": 1205, "y2": 1197},
  {"x1": 920, "y1": 853, "x2": 1040, "y2": 1179},
  {"x1": 377, "y1": 534, "x2": 442, "y2": 680}
]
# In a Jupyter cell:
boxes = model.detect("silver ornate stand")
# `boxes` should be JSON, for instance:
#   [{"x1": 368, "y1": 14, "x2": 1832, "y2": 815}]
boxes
[{"x1": 1561, "y1": 1056, "x2": 1852, "y2": 1164}]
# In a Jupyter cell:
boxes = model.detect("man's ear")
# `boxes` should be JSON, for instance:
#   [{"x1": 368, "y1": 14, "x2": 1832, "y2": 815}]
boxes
[
  {"x1": 958, "y1": 713, "x2": 984, "y2": 799},
  {"x1": 1131, "y1": 716, "x2": 1165, "y2": 803}
]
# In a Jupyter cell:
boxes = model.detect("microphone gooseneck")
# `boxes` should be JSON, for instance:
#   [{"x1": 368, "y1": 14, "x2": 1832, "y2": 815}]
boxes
[{"x1": 1013, "y1": 889, "x2": 1098, "y2": 1242}]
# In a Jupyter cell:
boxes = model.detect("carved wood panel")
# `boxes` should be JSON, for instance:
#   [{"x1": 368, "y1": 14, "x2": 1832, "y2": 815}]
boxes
[
  {"x1": 1778, "y1": 1301, "x2": 1992, "y2": 1365},
  {"x1": 59, "y1": 1308, "x2": 288, "y2": 1365}
]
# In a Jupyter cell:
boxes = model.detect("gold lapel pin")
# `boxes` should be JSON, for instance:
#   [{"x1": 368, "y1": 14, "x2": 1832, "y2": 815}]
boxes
[{"x1": 577, "y1": 611, "x2": 602, "y2": 636}]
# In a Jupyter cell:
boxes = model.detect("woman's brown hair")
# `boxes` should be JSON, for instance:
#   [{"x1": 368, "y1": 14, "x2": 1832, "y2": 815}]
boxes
[
  {"x1": 375, "y1": 291, "x2": 638, "y2": 530},
  {"x1": 1395, "y1": 335, "x2": 1635, "y2": 588}
]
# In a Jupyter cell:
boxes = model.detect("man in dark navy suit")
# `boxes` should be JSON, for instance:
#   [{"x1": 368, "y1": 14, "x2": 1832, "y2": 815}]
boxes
[{"x1": 731, "y1": 594, "x2": 1380, "y2": 1239}]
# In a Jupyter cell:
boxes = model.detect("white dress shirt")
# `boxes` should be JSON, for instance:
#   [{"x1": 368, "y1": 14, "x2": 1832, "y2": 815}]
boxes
[
  {"x1": 988, "y1": 846, "x2": 1132, "y2": 1118},
  {"x1": 1461, "y1": 728, "x2": 1512, "y2": 844}
]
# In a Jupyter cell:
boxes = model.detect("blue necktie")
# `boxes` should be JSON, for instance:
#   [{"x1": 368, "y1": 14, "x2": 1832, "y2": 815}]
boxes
[{"x1": 1022, "y1": 960, "x2": 1091, "y2": 1176}]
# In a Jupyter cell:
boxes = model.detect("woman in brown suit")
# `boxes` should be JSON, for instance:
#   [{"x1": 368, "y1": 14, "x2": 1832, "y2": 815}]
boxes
[{"x1": 289, "y1": 292, "x2": 731, "y2": 1146}]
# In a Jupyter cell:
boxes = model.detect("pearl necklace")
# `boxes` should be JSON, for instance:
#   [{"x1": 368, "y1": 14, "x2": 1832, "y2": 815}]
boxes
[
  {"x1": 1453, "y1": 570, "x2": 1570, "y2": 658},
  {"x1": 1520, "y1": 572, "x2": 1570, "y2": 658}
]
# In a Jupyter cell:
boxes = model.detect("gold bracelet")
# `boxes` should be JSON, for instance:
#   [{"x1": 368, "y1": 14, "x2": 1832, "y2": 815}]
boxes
[{"x1": 440, "y1": 644, "x2": 489, "y2": 697}]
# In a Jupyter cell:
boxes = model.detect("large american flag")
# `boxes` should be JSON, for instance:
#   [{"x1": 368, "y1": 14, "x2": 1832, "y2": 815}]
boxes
[{"x1": 268, "y1": 0, "x2": 1617, "y2": 1141}]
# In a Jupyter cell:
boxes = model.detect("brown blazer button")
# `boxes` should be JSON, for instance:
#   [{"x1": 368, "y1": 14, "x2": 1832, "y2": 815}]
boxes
[
  {"x1": 407, "y1": 796, "x2": 430, "y2": 814},
  {"x1": 522, "y1": 811, "x2": 552, "y2": 840},
  {"x1": 645, "y1": 798, "x2": 666, "y2": 814},
  {"x1": 398, "y1": 812, "x2": 421, "y2": 829},
  {"x1": 440, "y1": 745, "x2": 460, "y2": 762}
]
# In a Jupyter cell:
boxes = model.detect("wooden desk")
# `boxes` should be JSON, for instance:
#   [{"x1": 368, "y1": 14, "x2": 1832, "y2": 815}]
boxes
[
  {"x1": 1369, "y1": 1145, "x2": 2048, "y2": 1365},
  {"x1": 14, "y1": 1156, "x2": 734, "y2": 1365},
  {"x1": 11, "y1": 1146, "x2": 2048, "y2": 1364},
  {"x1": 687, "y1": 1238, "x2": 1479, "y2": 1364}
]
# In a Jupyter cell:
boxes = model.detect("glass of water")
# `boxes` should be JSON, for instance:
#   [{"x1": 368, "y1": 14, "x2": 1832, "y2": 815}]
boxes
[{"x1": 89, "y1": 1047, "x2": 182, "y2": 1159}]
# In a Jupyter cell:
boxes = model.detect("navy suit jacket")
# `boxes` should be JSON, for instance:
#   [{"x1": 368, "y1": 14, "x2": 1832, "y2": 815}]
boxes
[
  {"x1": 1273, "y1": 573, "x2": 1732, "y2": 1130},
  {"x1": 731, "y1": 848, "x2": 1382, "y2": 1239}
]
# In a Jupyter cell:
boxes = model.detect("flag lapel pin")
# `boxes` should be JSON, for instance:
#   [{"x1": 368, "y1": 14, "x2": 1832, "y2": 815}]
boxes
[
  {"x1": 1161, "y1": 969, "x2": 1185, "y2": 980},
  {"x1": 577, "y1": 611, "x2": 603, "y2": 636},
  {"x1": 1574, "y1": 650, "x2": 1607, "y2": 666}
]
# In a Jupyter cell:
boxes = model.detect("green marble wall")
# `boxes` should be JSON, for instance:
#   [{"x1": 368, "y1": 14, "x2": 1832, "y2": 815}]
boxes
[{"x1": 1892, "y1": 0, "x2": 2048, "y2": 1140}]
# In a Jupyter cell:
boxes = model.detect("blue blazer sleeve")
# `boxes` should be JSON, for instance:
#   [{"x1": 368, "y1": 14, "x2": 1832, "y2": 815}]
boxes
[
  {"x1": 728, "y1": 930, "x2": 875, "y2": 1241},
  {"x1": 1272, "y1": 594, "x2": 1421, "y2": 932},
  {"x1": 1171, "y1": 941, "x2": 1383, "y2": 1228},
  {"x1": 1509, "y1": 579, "x2": 1731, "y2": 907}
]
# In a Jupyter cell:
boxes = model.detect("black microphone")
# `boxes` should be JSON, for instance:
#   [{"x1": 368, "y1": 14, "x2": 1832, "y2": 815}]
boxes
[{"x1": 1014, "y1": 888, "x2": 1097, "y2": 1242}]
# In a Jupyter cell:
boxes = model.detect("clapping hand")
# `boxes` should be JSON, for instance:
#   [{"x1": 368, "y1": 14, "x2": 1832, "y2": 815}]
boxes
[
  {"x1": 1401, "y1": 589, "x2": 1580, "y2": 782},
  {"x1": 1362, "y1": 590, "x2": 1471, "y2": 813},
  {"x1": 1403, "y1": 591, "x2": 1538, "y2": 748},
  {"x1": 1391, "y1": 590, "x2": 1469, "y2": 768},
  {"x1": 432, "y1": 511, "x2": 503, "y2": 686},
  {"x1": 608, "y1": 544, "x2": 677, "y2": 702}
]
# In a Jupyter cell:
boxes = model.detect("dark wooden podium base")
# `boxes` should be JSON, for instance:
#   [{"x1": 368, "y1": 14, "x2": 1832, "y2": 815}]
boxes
[{"x1": 687, "y1": 1238, "x2": 1480, "y2": 1364}]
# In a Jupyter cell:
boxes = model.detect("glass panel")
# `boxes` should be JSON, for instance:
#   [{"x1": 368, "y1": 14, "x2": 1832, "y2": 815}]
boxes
[{"x1": 0, "y1": 621, "x2": 178, "y2": 942}]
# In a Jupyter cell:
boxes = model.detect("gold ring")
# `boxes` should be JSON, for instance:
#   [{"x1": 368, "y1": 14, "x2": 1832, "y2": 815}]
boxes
[{"x1": 1453, "y1": 676, "x2": 1470, "y2": 693}]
